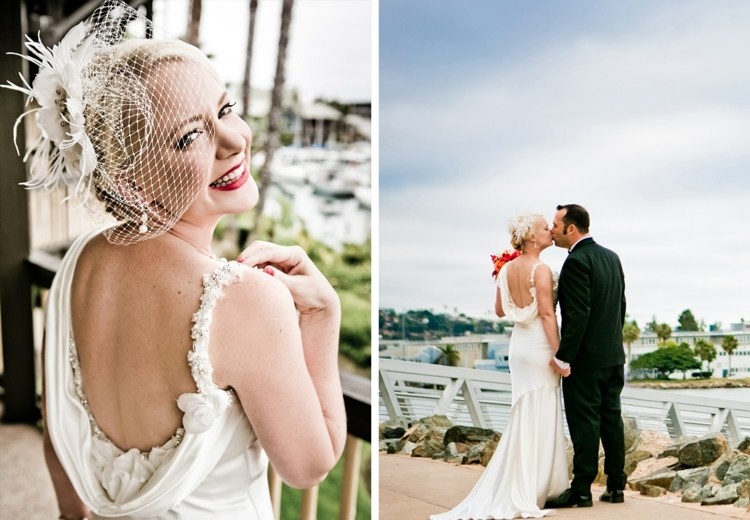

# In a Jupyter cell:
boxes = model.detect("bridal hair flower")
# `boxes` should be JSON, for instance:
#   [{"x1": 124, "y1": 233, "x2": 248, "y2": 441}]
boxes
[
  {"x1": 491, "y1": 249, "x2": 521, "y2": 279},
  {"x1": 3, "y1": 0, "x2": 222, "y2": 246},
  {"x1": 4, "y1": 22, "x2": 98, "y2": 195},
  {"x1": 507, "y1": 212, "x2": 543, "y2": 251}
]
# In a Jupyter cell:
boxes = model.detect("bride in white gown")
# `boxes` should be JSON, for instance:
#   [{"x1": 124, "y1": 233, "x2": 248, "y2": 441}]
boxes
[{"x1": 431, "y1": 213, "x2": 570, "y2": 520}]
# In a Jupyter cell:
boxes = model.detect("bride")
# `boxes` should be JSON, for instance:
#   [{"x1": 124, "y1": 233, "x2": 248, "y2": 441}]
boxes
[{"x1": 431, "y1": 213, "x2": 569, "y2": 519}]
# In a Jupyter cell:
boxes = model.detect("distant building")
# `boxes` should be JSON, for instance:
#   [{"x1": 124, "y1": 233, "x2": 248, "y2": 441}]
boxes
[{"x1": 630, "y1": 330, "x2": 750, "y2": 378}]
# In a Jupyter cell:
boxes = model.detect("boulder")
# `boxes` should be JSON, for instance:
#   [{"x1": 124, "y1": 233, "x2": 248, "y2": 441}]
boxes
[
  {"x1": 677, "y1": 433, "x2": 729, "y2": 468},
  {"x1": 442, "y1": 442, "x2": 466, "y2": 465},
  {"x1": 379, "y1": 418, "x2": 411, "y2": 440},
  {"x1": 628, "y1": 456, "x2": 679, "y2": 483},
  {"x1": 630, "y1": 470, "x2": 677, "y2": 493},
  {"x1": 632, "y1": 429, "x2": 673, "y2": 457},
  {"x1": 443, "y1": 425, "x2": 500, "y2": 445},
  {"x1": 623, "y1": 416, "x2": 640, "y2": 452},
  {"x1": 702, "y1": 482, "x2": 740, "y2": 506},
  {"x1": 383, "y1": 426, "x2": 406, "y2": 439},
  {"x1": 640, "y1": 484, "x2": 667, "y2": 497},
  {"x1": 669, "y1": 467, "x2": 709, "y2": 493},
  {"x1": 625, "y1": 450, "x2": 653, "y2": 477},
  {"x1": 736, "y1": 437, "x2": 750, "y2": 455},
  {"x1": 419, "y1": 415, "x2": 454, "y2": 428},
  {"x1": 723, "y1": 453, "x2": 750, "y2": 485},
  {"x1": 464, "y1": 440, "x2": 498, "y2": 466},
  {"x1": 411, "y1": 426, "x2": 448, "y2": 459},
  {"x1": 681, "y1": 483, "x2": 704, "y2": 503}
]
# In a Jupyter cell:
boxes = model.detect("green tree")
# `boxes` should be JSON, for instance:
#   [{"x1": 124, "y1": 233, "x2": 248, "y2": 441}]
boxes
[
  {"x1": 436, "y1": 344, "x2": 461, "y2": 367},
  {"x1": 630, "y1": 342, "x2": 700, "y2": 379},
  {"x1": 622, "y1": 321, "x2": 640, "y2": 368},
  {"x1": 645, "y1": 316, "x2": 658, "y2": 333},
  {"x1": 693, "y1": 339, "x2": 716, "y2": 375},
  {"x1": 654, "y1": 323, "x2": 672, "y2": 344},
  {"x1": 677, "y1": 309, "x2": 701, "y2": 331},
  {"x1": 722, "y1": 335, "x2": 739, "y2": 377}
]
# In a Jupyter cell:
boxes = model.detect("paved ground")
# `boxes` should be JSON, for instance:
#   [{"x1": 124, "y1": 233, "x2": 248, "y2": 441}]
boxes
[{"x1": 379, "y1": 453, "x2": 750, "y2": 520}]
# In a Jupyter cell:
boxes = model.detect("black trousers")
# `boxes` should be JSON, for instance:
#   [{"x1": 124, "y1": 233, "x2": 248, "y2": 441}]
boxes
[{"x1": 562, "y1": 364, "x2": 626, "y2": 494}]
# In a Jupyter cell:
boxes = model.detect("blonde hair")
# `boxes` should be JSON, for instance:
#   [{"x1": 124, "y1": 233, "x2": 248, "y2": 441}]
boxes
[{"x1": 508, "y1": 213, "x2": 544, "y2": 251}]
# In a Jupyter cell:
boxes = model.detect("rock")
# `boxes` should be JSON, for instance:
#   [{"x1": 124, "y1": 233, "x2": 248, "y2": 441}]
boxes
[
  {"x1": 402, "y1": 441, "x2": 417, "y2": 455},
  {"x1": 625, "y1": 450, "x2": 653, "y2": 477},
  {"x1": 640, "y1": 484, "x2": 667, "y2": 497},
  {"x1": 723, "y1": 453, "x2": 750, "y2": 485},
  {"x1": 628, "y1": 456, "x2": 679, "y2": 483},
  {"x1": 669, "y1": 467, "x2": 709, "y2": 493},
  {"x1": 379, "y1": 418, "x2": 411, "y2": 440},
  {"x1": 735, "y1": 497, "x2": 749, "y2": 508},
  {"x1": 710, "y1": 452, "x2": 735, "y2": 481},
  {"x1": 660, "y1": 435, "x2": 698, "y2": 459},
  {"x1": 623, "y1": 416, "x2": 640, "y2": 452},
  {"x1": 442, "y1": 442, "x2": 466, "y2": 465},
  {"x1": 379, "y1": 439, "x2": 402, "y2": 453},
  {"x1": 410, "y1": 427, "x2": 447, "y2": 459},
  {"x1": 630, "y1": 470, "x2": 677, "y2": 493},
  {"x1": 383, "y1": 427, "x2": 406, "y2": 439},
  {"x1": 677, "y1": 433, "x2": 728, "y2": 468},
  {"x1": 419, "y1": 415, "x2": 453, "y2": 428},
  {"x1": 632, "y1": 429, "x2": 673, "y2": 457},
  {"x1": 681, "y1": 483, "x2": 704, "y2": 503},
  {"x1": 737, "y1": 480, "x2": 750, "y2": 499},
  {"x1": 735, "y1": 437, "x2": 750, "y2": 454},
  {"x1": 443, "y1": 425, "x2": 500, "y2": 445},
  {"x1": 465, "y1": 440, "x2": 498, "y2": 466},
  {"x1": 702, "y1": 482, "x2": 740, "y2": 505}
]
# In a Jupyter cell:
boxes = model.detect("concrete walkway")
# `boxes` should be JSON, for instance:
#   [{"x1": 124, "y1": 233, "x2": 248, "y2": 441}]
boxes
[{"x1": 380, "y1": 453, "x2": 750, "y2": 520}]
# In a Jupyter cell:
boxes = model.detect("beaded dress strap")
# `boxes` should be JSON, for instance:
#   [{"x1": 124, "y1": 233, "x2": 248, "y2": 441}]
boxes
[{"x1": 188, "y1": 260, "x2": 242, "y2": 394}]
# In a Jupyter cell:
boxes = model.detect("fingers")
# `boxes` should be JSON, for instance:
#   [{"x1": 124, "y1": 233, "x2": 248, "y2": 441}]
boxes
[{"x1": 238, "y1": 241, "x2": 305, "y2": 274}]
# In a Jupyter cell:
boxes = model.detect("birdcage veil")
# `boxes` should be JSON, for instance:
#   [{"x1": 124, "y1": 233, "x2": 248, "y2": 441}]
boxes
[{"x1": 4, "y1": 0, "x2": 222, "y2": 245}]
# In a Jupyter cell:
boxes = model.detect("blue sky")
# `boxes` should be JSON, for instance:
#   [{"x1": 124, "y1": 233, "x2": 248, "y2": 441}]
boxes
[{"x1": 379, "y1": 0, "x2": 750, "y2": 329}]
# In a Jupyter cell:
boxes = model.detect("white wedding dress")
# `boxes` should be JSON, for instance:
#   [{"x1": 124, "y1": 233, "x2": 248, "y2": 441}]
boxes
[
  {"x1": 431, "y1": 262, "x2": 569, "y2": 520},
  {"x1": 44, "y1": 228, "x2": 274, "y2": 519}
]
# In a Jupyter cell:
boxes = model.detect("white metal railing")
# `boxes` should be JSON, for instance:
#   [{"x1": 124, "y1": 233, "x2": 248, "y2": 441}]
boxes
[{"x1": 379, "y1": 358, "x2": 750, "y2": 443}]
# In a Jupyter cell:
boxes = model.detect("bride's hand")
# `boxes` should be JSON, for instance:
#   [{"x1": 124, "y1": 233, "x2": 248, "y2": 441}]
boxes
[
  {"x1": 549, "y1": 358, "x2": 571, "y2": 377},
  {"x1": 238, "y1": 241, "x2": 339, "y2": 316}
]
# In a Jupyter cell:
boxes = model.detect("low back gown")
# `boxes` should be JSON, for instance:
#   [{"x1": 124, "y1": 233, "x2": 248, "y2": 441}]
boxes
[
  {"x1": 431, "y1": 262, "x2": 569, "y2": 519},
  {"x1": 44, "y1": 228, "x2": 275, "y2": 519}
]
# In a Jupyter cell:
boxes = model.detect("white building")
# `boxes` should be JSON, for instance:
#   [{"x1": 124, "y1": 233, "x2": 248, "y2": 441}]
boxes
[{"x1": 629, "y1": 329, "x2": 750, "y2": 378}]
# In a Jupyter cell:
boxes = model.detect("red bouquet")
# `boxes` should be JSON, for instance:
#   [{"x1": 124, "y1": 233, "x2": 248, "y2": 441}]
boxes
[{"x1": 491, "y1": 250, "x2": 521, "y2": 279}]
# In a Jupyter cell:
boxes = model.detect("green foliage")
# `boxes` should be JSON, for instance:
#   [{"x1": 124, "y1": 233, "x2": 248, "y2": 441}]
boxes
[
  {"x1": 280, "y1": 441, "x2": 371, "y2": 520},
  {"x1": 379, "y1": 308, "x2": 505, "y2": 340},
  {"x1": 630, "y1": 341, "x2": 700, "y2": 379},
  {"x1": 694, "y1": 339, "x2": 717, "y2": 371},
  {"x1": 677, "y1": 309, "x2": 701, "y2": 331},
  {"x1": 654, "y1": 323, "x2": 673, "y2": 344},
  {"x1": 722, "y1": 335, "x2": 739, "y2": 377},
  {"x1": 436, "y1": 344, "x2": 461, "y2": 366}
]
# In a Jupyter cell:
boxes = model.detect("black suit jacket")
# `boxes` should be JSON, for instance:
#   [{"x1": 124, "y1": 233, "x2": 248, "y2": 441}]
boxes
[{"x1": 557, "y1": 237, "x2": 626, "y2": 370}]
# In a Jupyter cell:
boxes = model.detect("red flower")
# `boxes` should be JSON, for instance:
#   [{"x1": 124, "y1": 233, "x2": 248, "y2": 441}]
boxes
[{"x1": 491, "y1": 249, "x2": 521, "y2": 279}]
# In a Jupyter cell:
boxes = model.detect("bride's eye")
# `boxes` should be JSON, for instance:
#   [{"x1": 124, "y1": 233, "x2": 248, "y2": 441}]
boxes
[
  {"x1": 219, "y1": 101, "x2": 237, "y2": 118},
  {"x1": 176, "y1": 129, "x2": 203, "y2": 150}
]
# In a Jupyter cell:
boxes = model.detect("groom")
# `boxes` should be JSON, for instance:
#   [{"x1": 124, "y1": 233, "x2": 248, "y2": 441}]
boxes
[{"x1": 545, "y1": 204, "x2": 627, "y2": 508}]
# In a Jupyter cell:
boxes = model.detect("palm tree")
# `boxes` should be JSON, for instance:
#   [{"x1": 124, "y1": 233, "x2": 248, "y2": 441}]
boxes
[
  {"x1": 721, "y1": 335, "x2": 739, "y2": 377},
  {"x1": 436, "y1": 344, "x2": 461, "y2": 367},
  {"x1": 654, "y1": 323, "x2": 672, "y2": 345},
  {"x1": 249, "y1": 0, "x2": 294, "y2": 243},
  {"x1": 241, "y1": 0, "x2": 259, "y2": 118},
  {"x1": 622, "y1": 321, "x2": 640, "y2": 368},
  {"x1": 693, "y1": 339, "x2": 716, "y2": 376},
  {"x1": 187, "y1": 0, "x2": 202, "y2": 46}
]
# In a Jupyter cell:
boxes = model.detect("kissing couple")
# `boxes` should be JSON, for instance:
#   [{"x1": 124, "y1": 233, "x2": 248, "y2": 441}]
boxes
[{"x1": 432, "y1": 204, "x2": 627, "y2": 519}]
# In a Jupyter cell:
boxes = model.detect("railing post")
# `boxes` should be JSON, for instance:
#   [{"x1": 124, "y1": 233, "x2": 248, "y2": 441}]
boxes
[
  {"x1": 461, "y1": 380, "x2": 487, "y2": 428},
  {"x1": 378, "y1": 369, "x2": 401, "y2": 420},
  {"x1": 434, "y1": 378, "x2": 463, "y2": 416},
  {"x1": 339, "y1": 435, "x2": 362, "y2": 520},
  {"x1": 666, "y1": 403, "x2": 685, "y2": 438},
  {"x1": 0, "y1": 0, "x2": 38, "y2": 424},
  {"x1": 300, "y1": 485, "x2": 319, "y2": 520}
]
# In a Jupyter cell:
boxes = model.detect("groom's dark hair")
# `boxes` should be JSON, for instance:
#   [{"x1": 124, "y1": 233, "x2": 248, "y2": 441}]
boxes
[{"x1": 557, "y1": 204, "x2": 590, "y2": 233}]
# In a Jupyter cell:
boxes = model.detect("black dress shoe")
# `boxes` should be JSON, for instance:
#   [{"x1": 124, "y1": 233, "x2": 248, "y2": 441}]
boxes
[
  {"x1": 599, "y1": 489, "x2": 625, "y2": 503},
  {"x1": 544, "y1": 488, "x2": 593, "y2": 508}
]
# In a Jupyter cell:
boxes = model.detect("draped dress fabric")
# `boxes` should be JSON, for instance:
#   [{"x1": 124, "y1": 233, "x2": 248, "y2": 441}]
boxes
[
  {"x1": 431, "y1": 262, "x2": 569, "y2": 520},
  {"x1": 44, "y1": 228, "x2": 275, "y2": 519}
]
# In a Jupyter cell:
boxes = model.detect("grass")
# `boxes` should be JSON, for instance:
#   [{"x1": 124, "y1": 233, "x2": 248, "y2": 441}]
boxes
[{"x1": 280, "y1": 440, "x2": 372, "y2": 519}]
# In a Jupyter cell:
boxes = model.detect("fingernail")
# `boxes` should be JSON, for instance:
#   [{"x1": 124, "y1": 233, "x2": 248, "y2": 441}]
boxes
[
  {"x1": 264, "y1": 266, "x2": 274, "y2": 276},
  {"x1": 237, "y1": 256, "x2": 245, "y2": 263}
]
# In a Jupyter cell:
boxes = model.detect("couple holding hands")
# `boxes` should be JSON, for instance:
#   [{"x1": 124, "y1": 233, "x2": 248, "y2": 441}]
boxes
[{"x1": 433, "y1": 203, "x2": 627, "y2": 519}]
